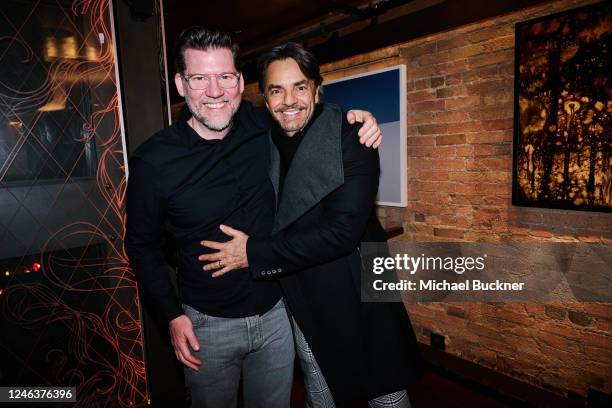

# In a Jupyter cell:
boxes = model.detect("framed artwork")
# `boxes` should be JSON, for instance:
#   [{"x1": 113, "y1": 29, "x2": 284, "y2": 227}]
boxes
[
  {"x1": 513, "y1": 2, "x2": 611, "y2": 212},
  {"x1": 323, "y1": 65, "x2": 407, "y2": 207}
]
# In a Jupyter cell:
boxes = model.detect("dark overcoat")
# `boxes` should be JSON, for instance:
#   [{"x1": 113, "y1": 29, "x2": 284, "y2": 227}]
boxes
[{"x1": 247, "y1": 104, "x2": 423, "y2": 402}]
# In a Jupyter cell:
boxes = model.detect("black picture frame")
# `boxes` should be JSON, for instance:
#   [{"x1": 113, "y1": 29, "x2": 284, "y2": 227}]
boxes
[{"x1": 512, "y1": 2, "x2": 611, "y2": 212}]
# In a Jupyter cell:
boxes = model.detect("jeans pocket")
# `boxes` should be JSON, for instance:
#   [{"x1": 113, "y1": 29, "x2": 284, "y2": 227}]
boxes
[{"x1": 182, "y1": 304, "x2": 207, "y2": 329}]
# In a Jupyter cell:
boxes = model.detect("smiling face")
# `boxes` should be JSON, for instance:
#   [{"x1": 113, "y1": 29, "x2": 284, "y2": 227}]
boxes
[
  {"x1": 263, "y1": 58, "x2": 320, "y2": 137},
  {"x1": 174, "y1": 47, "x2": 244, "y2": 139}
]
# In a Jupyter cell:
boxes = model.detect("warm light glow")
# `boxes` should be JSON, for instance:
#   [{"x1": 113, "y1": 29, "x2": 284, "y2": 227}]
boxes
[
  {"x1": 38, "y1": 86, "x2": 67, "y2": 112},
  {"x1": 8, "y1": 120, "x2": 23, "y2": 129},
  {"x1": 44, "y1": 36, "x2": 59, "y2": 61},
  {"x1": 32, "y1": 262, "x2": 41, "y2": 272},
  {"x1": 61, "y1": 36, "x2": 78, "y2": 59},
  {"x1": 86, "y1": 45, "x2": 98, "y2": 61},
  {"x1": 4, "y1": 271, "x2": 10, "y2": 277}
]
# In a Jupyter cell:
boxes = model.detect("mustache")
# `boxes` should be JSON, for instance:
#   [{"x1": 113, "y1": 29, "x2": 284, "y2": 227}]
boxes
[
  {"x1": 200, "y1": 99, "x2": 231, "y2": 104},
  {"x1": 274, "y1": 104, "x2": 307, "y2": 113}
]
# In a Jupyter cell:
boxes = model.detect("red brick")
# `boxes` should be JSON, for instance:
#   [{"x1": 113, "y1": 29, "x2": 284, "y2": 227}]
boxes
[
  {"x1": 417, "y1": 124, "x2": 448, "y2": 135},
  {"x1": 407, "y1": 65, "x2": 437, "y2": 81},
  {"x1": 436, "y1": 134, "x2": 466, "y2": 145},
  {"x1": 524, "y1": 303, "x2": 546, "y2": 315},
  {"x1": 430, "y1": 76, "x2": 445, "y2": 88},
  {"x1": 417, "y1": 171, "x2": 450, "y2": 181},
  {"x1": 437, "y1": 36, "x2": 471, "y2": 51},
  {"x1": 462, "y1": 345, "x2": 498, "y2": 367},
  {"x1": 430, "y1": 158, "x2": 466, "y2": 170},
  {"x1": 568, "y1": 310, "x2": 593, "y2": 327},
  {"x1": 448, "y1": 43, "x2": 483, "y2": 60},
  {"x1": 468, "y1": 49, "x2": 515, "y2": 69},
  {"x1": 474, "y1": 144, "x2": 512, "y2": 156},
  {"x1": 577, "y1": 234, "x2": 602, "y2": 243},
  {"x1": 450, "y1": 194, "x2": 482, "y2": 205},
  {"x1": 463, "y1": 66, "x2": 499, "y2": 82},
  {"x1": 447, "y1": 121, "x2": 482, "y2": 133},
  {"x1": 595, "y1": 318, "x2": 612, "y2": 332},
  {"x1": 582, "y1": 303, "x2": 612, "y2": 318},
  {"x1": 436, "y1": 85, "x2": 468, "y2": 98},
  {"x1": 477, "y1": 183, "x2": 510, "y2": 195},
  {"x1": 585, "y1": 346, "x2": 612, "y2": 366},
  {"x1": 539, "y1": 321, "x2": 582, "y2": 339},
  {"x1": 537, "y1": 331, "x2": 582, "y2": 354},
  {"x1": 500, "y1": 62, "x2": 515, "y2": 76},
  {"x1": 414, "y1": 99, "x2": 445, "y2": 113},
  {"x1": 544, "y1": 305, "x2": 567, "y2": 320},
  {"x1": 508, "y1": 208, "x2": 544, "y2": 226},
  {"x1": 467, "y1": 79, "x2": 509, "y2": 95},
  {"x1": 466, "y1": 25, "x2": 514, "y2": 44},
  {"x1": 482, "y1": 118, "x2": 513, "y2": 131},
  {"x1": 582, "y1": 332, "x2": 612, "y2": 349},
  {"x1": 454, "y1": 183, "x2": 477, "y2": 194},
  {"x1": 409, "y1": 112, "x2": 436, "y2": 125},
  {"x1": 409, "y1": 147, "x2": 433, "y2": 158},
  {"x1": 455, "y1": 146, "x2": 474, "y2": 156},
  {"x1": 414, "y1": 78, "x2": 430, "y2": 90},
  {"x1": 446, "y1": 96, "x2": 481, "y2": 111},
  {"x1": 408, "y1": 136, "x2": 434, "y2": 146},
  {"x1": 435, "y1": 59, "x2": 469, "y2": 75},
  {"x1": 400, "y1": 42, "x2": 437, "y2": 58},
  {"x1": 469, "y1": 108, "x2": 512, "y2": 121},
  {"x1": 407, "y1": 89, "x2": 437, "y2": 102},
  {"x1": 415, "y1": 51, "x2": 450, "y2": 66},
  {"x1": 482, "y1": 195, "x2": 510, "y2": 206},
  {"x1": 482, "y1": 91, "x2": 513, "y2": 107},
  {"x1": 466, "y1": 130, "x2": 513, "y2": 144},
  {"x1": 465, "y1": 157, "x2": 511, "y2": 171},
  {"x1": 446, "y1": 73, "x2": 462, "y2": 85},
  {"x1": 435, "y1": 111, "x2": 471, "y2": 123},
  {"x1": 433, "y1": 227, "x2": 466, "y2": 239}
]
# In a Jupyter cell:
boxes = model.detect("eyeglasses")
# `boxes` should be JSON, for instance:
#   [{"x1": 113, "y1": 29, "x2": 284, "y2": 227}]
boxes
[{"x1": 182, "y1": 72, "x2": 240, "y2": 90}]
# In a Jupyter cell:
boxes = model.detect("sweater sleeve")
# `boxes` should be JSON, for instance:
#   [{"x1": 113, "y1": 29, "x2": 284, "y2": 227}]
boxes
[{"x1": 124, "y1": 156, "x2": 183, "y2": 324}]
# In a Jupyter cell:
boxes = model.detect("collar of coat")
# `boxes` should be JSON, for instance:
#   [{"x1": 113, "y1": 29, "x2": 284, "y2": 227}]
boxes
[{"x1": 268, "y1": 103, "x2": 344, "y2": 233}]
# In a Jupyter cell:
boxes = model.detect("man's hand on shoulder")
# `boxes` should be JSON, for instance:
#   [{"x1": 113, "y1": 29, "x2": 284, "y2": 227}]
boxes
[
  {"x1": 169, "y1": 314, "x2": 202, "y2": 371},
  {"x1": 346, "y1": 110, "x2": 383, "y2": 148}
]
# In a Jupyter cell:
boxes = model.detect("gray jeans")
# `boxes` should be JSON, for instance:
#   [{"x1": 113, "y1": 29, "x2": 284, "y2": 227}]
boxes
[{"x1": 183, "y1": 299, "x2": 295, "y2": 408}]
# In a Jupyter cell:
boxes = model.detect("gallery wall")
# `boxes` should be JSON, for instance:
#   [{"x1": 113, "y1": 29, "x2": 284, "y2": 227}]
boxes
[{"x1": 243, "y1": 0, "x2": 611, "y2": 399}]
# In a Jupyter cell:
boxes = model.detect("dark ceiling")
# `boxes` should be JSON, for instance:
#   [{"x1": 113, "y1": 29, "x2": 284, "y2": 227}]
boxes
[
  {"x1": 163, "y1": 0, "x2": 372, "y2": 50},
  {"x1": 162, "y1": 0, "x2": 550, "y2": 99}
]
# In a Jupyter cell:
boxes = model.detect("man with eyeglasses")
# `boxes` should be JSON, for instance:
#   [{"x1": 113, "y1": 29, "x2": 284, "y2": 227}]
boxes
[{"x1": 124, "y1": 26, "x2": 382, "y2": 408}]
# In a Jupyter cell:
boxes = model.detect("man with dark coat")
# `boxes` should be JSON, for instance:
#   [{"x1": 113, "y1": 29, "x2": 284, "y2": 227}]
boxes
[{"x1": 200, "y1": 42, "x2": 423, "y2": 407}]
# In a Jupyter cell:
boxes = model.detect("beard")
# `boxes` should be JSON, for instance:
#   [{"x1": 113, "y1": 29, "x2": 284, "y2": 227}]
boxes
[{"x1": 185, "y1": 97, "x2": 241, "y2": 132}]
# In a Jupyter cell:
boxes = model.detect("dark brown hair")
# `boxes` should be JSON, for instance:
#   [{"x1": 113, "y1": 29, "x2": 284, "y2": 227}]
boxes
[
  {"x1": 174, "y1": 25, "x2": 241, "y2": 74},
  {"x1": 257, "y1": 42, "x2": 323, "y2": 93}
]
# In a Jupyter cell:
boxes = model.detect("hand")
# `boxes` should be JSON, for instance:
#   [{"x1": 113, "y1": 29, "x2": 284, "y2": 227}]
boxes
[
  {"x1": 346, "y1": 110, "x2": 383, "y2": 148},
  {"x1": 199, "y1": 224, "x2": 249, "y2": 278},
  {"x1": 169, "y1": 314, "x2": 202, "y2": 371}
]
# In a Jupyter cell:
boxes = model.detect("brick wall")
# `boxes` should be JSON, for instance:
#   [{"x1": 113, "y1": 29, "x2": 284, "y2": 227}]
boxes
[{"x1": 243, "y1": 0, "x2": 611, "y2": 399}]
